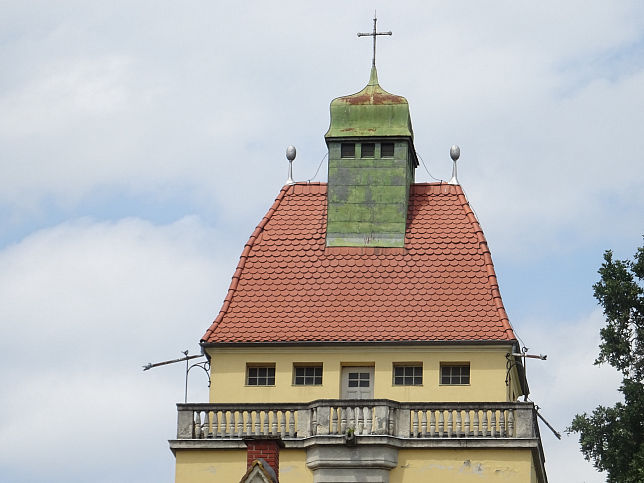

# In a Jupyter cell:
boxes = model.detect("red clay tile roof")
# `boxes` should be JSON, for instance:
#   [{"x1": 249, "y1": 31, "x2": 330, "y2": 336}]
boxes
[{"x1": 202, "y1": 182, "x2": 516, "y2": 344}]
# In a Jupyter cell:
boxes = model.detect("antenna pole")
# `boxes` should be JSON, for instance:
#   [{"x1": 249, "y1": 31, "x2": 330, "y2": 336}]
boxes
[
  {"x1": 142, "y1": 352, "x2": 202, "y2": 371},
  {"x1": 536, "y1": 408, "x2": 562, "y2": 440},
  {"x1": 184, "y1": 351, "x2": 189, "y2": 403},
  {"x1": 142, "y1": 350, "x2": 210, "y2": 403}
]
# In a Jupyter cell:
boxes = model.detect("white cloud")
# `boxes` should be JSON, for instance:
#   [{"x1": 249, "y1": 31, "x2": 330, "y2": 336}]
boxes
[
  {"x1": 515, "y1": 310, "x2": 623, "y2": 483},
  {"x1": 0, "y1": 1, "x2": 642, "y2": 258},
  {"x1": 0, "y1": 217, "x2": 237, "y2": 481}
]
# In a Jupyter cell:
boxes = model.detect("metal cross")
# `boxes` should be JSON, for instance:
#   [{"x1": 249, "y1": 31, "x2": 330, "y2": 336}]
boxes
[{"x1": 357, "y1": 13, "x2": 392, "y2": 67}]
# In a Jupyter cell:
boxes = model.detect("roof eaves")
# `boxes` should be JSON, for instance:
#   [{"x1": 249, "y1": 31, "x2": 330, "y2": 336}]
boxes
[{"x1": 202, "y1": 340, "x2": 518, "y2": 349}]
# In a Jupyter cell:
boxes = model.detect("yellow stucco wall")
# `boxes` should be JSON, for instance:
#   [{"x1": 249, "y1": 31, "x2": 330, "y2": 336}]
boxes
[
  {"x1": 175, "y1": 449, "x2": 246, "y2": 482},
  {"x1": 175, "y1": 447, "x2": 538, "y2": 483},
  {"x1": 175, "y1": 449, "x2": 311, "y2": 483},
  {"x1": 279, "y1": 449, "x2": 314, "y2": 482},
  {"x1": 390, "y1": 448, "x2": 536, "y2": 482},
  {"x1": 206, "y1": 345, "x2": 518, "y2": 403}
]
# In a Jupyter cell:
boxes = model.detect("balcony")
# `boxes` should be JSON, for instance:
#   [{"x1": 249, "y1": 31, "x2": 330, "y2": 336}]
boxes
[
  {"x1": 171, "y1": 399, "x2": 541, "y2": 450},
  {"x1": 170, "y1": 400, "x2": 547, "y2": 482}
]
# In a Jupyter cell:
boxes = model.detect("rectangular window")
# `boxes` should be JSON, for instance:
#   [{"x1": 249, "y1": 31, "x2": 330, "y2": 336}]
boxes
[
  {"x1": 381, "y1": 142, "x2": 394, "y2": 157},
  {"x1": 348, "y1": 372, "x2": 370, "y2": 387},
  {"x1": 341, "y1": 143, "x2": 355, "y2": 158},
  {"x1": 440, "y1": 364, "x2": 470, "y2": 385},
  {"x1": 393, "y1": 364, "x2": 423, "y2": 385},
  {"x1": 294, "y1": 365, "x2": 322, "y2": 385},
  {"x1": 247, "y1": 365, "x2": 275, "y2": 386},
  {"x1": 361, "y1": 142, "x2": 375, "y2": 157}
]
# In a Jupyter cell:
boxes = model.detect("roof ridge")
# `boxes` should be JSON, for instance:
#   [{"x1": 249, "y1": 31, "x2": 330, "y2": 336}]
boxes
[
  {"x1": 201, "y1": 185, "x2": 293, "y2": 342},
  {"x1": 455, "y1": 186, "x2": 515, "y2": 340}
]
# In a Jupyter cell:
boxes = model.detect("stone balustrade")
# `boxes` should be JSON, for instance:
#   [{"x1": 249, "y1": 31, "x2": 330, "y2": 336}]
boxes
[{"x1": 176, "y1": 400, "x2": 537, "y2": 441}]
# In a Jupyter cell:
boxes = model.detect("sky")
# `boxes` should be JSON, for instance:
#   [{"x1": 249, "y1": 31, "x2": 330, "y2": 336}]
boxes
[{"x1": 1, "y1": 1, "x2": 643, "y2": 481}]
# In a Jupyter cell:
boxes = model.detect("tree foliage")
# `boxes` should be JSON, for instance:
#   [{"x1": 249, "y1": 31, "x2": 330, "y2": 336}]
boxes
[{"x1": 568, "y1": 240, "x2": 644, "y2": 482}]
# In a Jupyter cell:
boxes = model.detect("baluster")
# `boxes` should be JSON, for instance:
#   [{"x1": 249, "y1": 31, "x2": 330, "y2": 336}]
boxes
[
  {"x1": 289, "y1": 411, "x2": 295, "y2": 437},
  {"x1": 473, "y1": 410, "x2": 480, "y2": 437},
  {"x1": 456, "y1": 410, "x2": 463, "y2": 437},
  {"x1": 203, "y1": 411, "x2": 211, "y2": 438},
  {"x1": 421, "y1": 411, "x2": 427, "y2": 437},
  {"x1": 357, "y1": 407, "x2": 364, "y2": 435},
  {"x1": 253, "y1": 411, "x2": 260, "y2": 436},
  {"x1": 194, "y1": 411, "x2": 202, "y2": 439},
  {"x1": 482, "y1": 410, "x2": 488, "y2": 437},
  {"x1": 491, "y1": 410, "x2": 497, "y2": 437},
  {"x1": 224, "y1": 411, "x2": 231, "y2": 437},
  {"x1": 311, "y1": 408, "x2": 317, "y2": 436},
  {"x1": 508, "y1": 410, "x2": 515, "y2": 437},
  {"x1": 340, "y1": 407, "x2": 347, "y2": 434},
  {"x1": 271, "y1": 410, "x2": 278, "y2": 435},
  {"x1": 465, "y1": 410, "x2": 471, "y2": 437},
  {"x1": 499, "y1": 410, "x2": 506, "y2": 437},
  {"x1": 279, "y1": 411, "x2": 286, "y2": 438},
  {"x1": 447, "y1": 410, "x2": 453, "y2": 437},
  {"x1": 212, "y1": 410, "x2": 219, "y2": 437},
  {"x1": 438, "y1": 411, "x2": 444, "y2": 437},
  {"x1": 429, "y1": 410, "x2": 436, "y2": 437},
  {"x1": 412, "y1": 410, "x2": 419, "y2": 437},
  {"x1": 231, "y1": 411, "x2": 237, "y2": 437},
  {"x1": 331, "y1": 407, "x2": 338, "y2": 434},
  {"x1": 347, "y1": 407, "x2": 354, "y2": 433},
  {"x1": 262, "y1": 411, "x2": 269, "y2": 435},
  {"x1": 364, "y1": 406, "x2": 372, "y2": 435},
  {"x1": 244, "y1": 411, "x2": 251, "y2": 436},
  {"x1": 388, "y1": 408, "x2": 395, "y2": 436},
  {"x1": 237, "y1": 411, "x2": 243, "y2": 437}
]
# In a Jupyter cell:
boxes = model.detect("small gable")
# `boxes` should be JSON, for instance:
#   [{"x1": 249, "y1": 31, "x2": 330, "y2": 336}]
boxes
[{"x1": 240, "y1": 459, "x2": 277, "y2": 483}]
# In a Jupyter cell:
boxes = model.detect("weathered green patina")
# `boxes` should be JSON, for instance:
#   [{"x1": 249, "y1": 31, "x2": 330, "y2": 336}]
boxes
[
  {"x1": 325, "y1": 67, "x2": 414, "y2": 139},
  {"x1": 325, "y1": 66, "x2": 418, "y2": 247}
]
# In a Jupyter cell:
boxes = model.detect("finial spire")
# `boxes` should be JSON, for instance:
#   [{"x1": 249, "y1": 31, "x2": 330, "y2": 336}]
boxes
[
  {"x1": 285, "y1": 145, "x2": 296, "y2": 185},
  {"x1": 368, "y1": 65, "x2": 379, "y2": 85},
  {"x1": 357, "y1": 12, "x2": 392, "y2": 67},
  {"x1": 448, "y1": 145, "x2": 461, "y2": 185}
]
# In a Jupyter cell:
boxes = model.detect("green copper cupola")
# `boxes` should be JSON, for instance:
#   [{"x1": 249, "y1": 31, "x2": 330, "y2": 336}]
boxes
[{"x1": 325, "y1": 66, "x2": 418, "y2": 247}]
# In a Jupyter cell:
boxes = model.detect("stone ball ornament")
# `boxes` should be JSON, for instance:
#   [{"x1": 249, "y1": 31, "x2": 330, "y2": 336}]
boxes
[
  {"x1": 450, "y1": 144, "x2": 460, "y2": 162},
  {"x1": 286, "y1": 145, "x2": 297, "y2": 161}
]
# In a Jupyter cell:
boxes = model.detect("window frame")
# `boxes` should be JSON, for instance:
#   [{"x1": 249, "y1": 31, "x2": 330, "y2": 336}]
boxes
[
  {"x1": 293, "y1": 364, "x2": 323, "y2": 386},
  {"x1": 347, "y1": 371, "x2": 371, "y2": 388},
  {"x1": 341, "y1": 142, "x2": 355, "y2": 158},
  {"x1": 381, "y1": 142, "x2": 395, "y2": 158},
  {"x1": 361, "y1": 142, "x2": 375, "y2": 158},
  {"x1": 246, "y1": 364, "x2": 276, "y2": 386},
  {"x1": 439, "y1": 363, "x2": 470, "y2": 386},
  {"x1": 392, "y1": 363, "x2": 423, "y2": 386}
]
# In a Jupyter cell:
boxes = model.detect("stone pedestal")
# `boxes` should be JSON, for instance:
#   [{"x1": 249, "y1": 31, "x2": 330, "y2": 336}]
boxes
[{"x1": 306, "y1": 445, "x2": 398, "y2": 483}]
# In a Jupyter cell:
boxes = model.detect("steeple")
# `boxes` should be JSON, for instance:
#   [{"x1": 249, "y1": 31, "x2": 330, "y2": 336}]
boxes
[{"x1": 324, "y1": 67, "x2": 418, "y2": 247}]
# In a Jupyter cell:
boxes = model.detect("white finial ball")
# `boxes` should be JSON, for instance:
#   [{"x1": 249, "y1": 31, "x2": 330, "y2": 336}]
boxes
[
  {"x1": 450, "y1": 145, "x2": 460, "y2": 161},
  {"x1": 286, "y1": 145, "x2": 296, "y2": 161}
]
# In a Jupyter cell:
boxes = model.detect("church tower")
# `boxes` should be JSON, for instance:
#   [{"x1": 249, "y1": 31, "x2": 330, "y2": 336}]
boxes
[{"x1": 170, "y1": 20, "x2": 547, "y2": 483}]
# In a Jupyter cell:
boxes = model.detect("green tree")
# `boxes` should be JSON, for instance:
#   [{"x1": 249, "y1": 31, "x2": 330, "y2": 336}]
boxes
[{"x1": 568, "y1": 240, "x2": 644, "y2": 482}]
